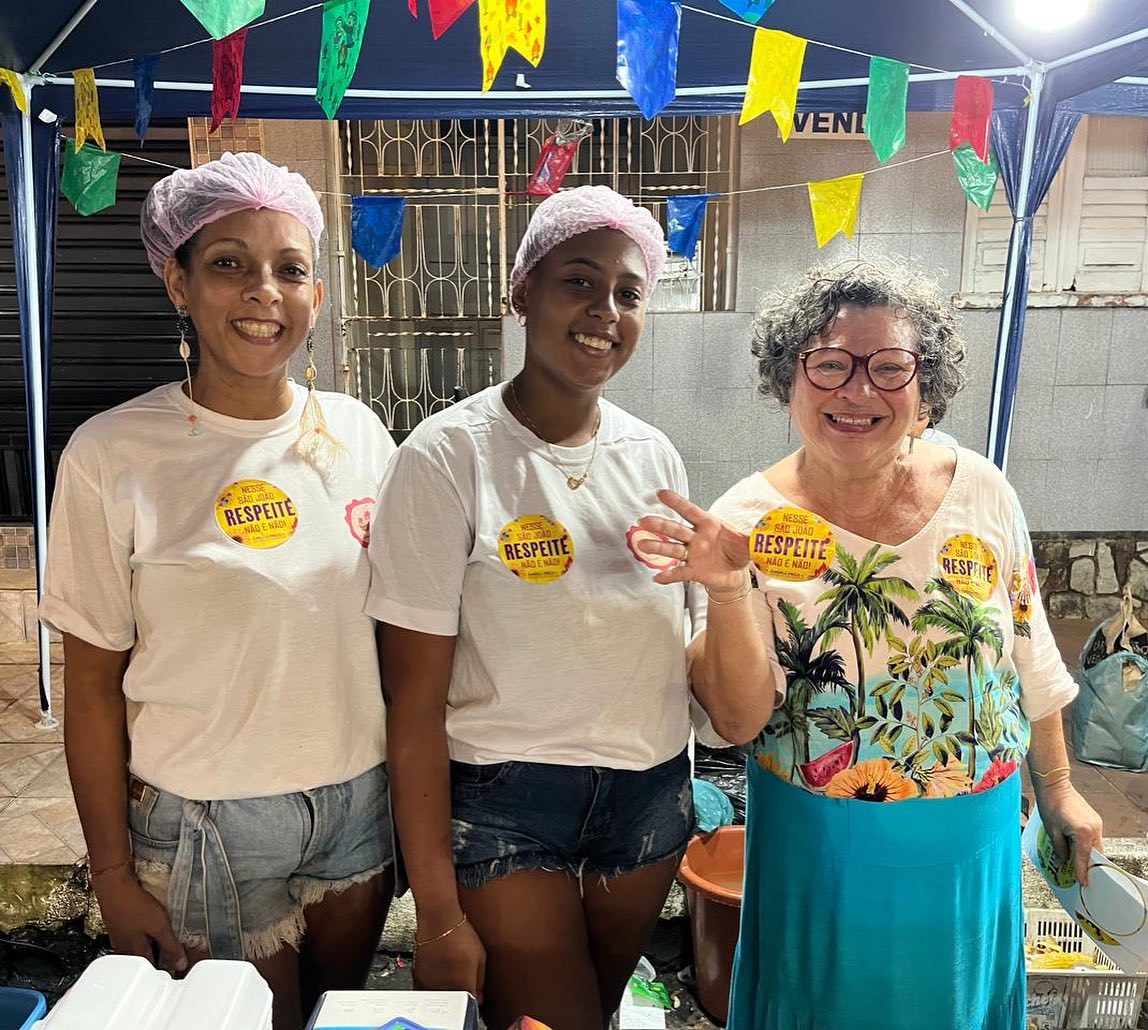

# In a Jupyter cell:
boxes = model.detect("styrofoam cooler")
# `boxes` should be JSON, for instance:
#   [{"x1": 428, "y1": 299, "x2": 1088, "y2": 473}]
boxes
[
  {"x1": 31, "y1": 955, "x2": 272, "y2": 1029},
  {"x1": 305, "y1": 990, "x2": 479, "y2": 1030}
]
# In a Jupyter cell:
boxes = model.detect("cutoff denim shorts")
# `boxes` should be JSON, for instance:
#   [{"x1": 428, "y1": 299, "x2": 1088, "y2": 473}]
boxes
[
  {"x1": 449, "y1": 748, "x2": 693, "y2": 889},
  {"x1": 128, "y1": 762, "x2": 393, "y2": 961}
]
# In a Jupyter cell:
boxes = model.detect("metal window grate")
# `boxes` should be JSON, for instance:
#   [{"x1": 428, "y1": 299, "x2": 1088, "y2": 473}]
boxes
[{"x1": 188, "y1": 118, "x2": 266, "y2": 167}]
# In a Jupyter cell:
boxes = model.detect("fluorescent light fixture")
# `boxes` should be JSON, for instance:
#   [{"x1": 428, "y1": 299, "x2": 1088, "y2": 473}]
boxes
[{"x1": 1016, "y1": 0, "x2": 1090, "y2": 30}]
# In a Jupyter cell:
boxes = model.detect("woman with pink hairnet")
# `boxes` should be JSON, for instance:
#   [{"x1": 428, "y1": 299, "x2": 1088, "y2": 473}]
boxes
[
  {"x1": 40, "y1": 153, "x2": 397, "y2": 1030},
  {"x1": 369, "y1": 186, "x2": 712, "y2": 1029}
]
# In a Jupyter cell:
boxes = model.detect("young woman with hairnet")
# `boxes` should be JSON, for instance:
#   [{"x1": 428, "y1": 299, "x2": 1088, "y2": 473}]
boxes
[
  {"x1": 369, "y1": 186, "x2": 711, "y2": 1030},
  {"x1": 40, "y1": 152, "x2": 397, "y2": 1030}
]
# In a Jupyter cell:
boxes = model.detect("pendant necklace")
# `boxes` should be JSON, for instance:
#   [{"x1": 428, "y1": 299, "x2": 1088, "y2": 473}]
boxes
[{"x1": 509, "y1": 377, "x2": 601, "y2": 491}]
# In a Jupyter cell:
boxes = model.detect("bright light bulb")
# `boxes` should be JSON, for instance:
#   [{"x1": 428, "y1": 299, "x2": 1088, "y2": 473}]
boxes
[{"x1": 1015, "y1": 0, "x2": 1090, "y2": 30}]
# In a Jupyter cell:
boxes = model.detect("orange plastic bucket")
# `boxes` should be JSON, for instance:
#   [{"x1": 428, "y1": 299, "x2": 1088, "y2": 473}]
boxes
[{"x1": 677, "y1": 826, "x2": 745, "y2": 1026}]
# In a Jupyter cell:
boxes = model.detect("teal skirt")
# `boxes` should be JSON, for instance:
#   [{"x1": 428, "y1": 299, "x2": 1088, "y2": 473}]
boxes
[{"x1": 727, "y1": 760, "x2": 1025, "y2": 1030}]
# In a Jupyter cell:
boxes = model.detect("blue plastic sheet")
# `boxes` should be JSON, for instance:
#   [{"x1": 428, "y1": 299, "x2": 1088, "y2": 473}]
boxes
[
  {"x1": 616, "y1": 0, "x2": 680, "y2": 120},
  {"x1": 667, "y1": 193, "x2": 715, "y2": 261},
  {"x1": 351, "y1": 196, "x2": 406, "y2": 267},
  {"x1": 133, "y1": 55, "x2": 158, "y2": 143}
]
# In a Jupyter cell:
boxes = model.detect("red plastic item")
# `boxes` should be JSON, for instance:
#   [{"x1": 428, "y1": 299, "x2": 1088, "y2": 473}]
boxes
[
  {"x1": 523, "y1": 137, "x2": 579, "y2": 197},
  {"x1": 949, "y1": 75, "x2": 994, "y2": 163},
  {"x1": 677, "y1": 826, "x2": 746, "y2": 1026}
]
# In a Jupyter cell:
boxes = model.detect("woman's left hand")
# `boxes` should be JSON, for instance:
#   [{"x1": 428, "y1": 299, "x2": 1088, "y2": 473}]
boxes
[{"x1": 1035, "y1": 779, "x2": 1105, "y2": 886}]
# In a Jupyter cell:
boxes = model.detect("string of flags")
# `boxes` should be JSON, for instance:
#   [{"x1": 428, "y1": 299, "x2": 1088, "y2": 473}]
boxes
[{"x1": 10, "y1": 0, "x2": 1007, "y2": 250}]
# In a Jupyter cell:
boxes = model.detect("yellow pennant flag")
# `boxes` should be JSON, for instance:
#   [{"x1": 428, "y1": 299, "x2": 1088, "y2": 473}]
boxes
[
  {"x1": 808, "y1": 173, "x2": 864, "y2": 248},
  {"x1": 478, "y1": 0, "x2": 546, "y2": 93},
  {"x1": 739, "y1": 28, "x2": 806, "y2": 139},
  {"x1": 73, "y1": 68, "x2": 106, "y2": 151},
  {"x1": 1, "y1": 69, "x2": 27, "y2": 113}
]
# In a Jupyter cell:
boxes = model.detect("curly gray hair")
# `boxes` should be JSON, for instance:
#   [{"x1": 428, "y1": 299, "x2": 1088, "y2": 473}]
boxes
[{"x1": 750, "y1": 259, "x2": 967, "y2": 424}]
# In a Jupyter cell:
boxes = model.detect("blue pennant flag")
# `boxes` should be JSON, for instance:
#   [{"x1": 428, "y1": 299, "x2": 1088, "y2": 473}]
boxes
[
  {"x1": 351, "y1": 196, "x2": 406, "y2": 268},
  {"x1": 133, "y1": 55, "x2": 158, "y2": 143},
  {"x1": 617, "y1": 0, "x2": 681, "y2": 121},
  {"x1": 718, "y1": 0, "x2": 776, "y2": 23},
  {"x1": 667, "y1": 193, "x2": 716, "y2": 262}
]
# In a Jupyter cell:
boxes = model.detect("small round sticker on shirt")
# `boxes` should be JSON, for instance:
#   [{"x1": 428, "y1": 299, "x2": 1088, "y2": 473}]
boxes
[
  {"x1": 748, "y1": 506, "x2": 836, "y2": 582},
  {"x1": 626, "y1": 525, "x2": 679, "y2": 571},
  {"x1": 937, "y1": 534, "x2": 998, "y2": 601},
  {"x1": 215, "y1": 479, "x2": 298, "y2": 549},
  {"x1": 498, "y1": 515, "x2": 574, "y2": 584}
]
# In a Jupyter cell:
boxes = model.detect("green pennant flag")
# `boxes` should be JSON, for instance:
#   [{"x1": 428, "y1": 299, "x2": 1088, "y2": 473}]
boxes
[
  {"x1": 316, "y1": 0, "x2": 371, "y2": 119},
  {"x1": 952, "y1": 142, "x2": 999, "y2": 210},
  {"x1": 865, "y1": 56, "x2": 909, "y2": 163},
  {"x1": 61, "y1": 143, "x2": 122, "y2": 216},
  {"x1": 181, "y1": 0, "x2": 265, "y2": 40}
]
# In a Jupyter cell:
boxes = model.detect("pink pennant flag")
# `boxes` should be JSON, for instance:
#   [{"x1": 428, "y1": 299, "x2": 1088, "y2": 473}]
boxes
[
  {"x1": 428, "y1": 0, "x2": 474, "y2": 39},
  {"x1": 950, "y1": 76, "x2": 993, "y2": 163},
  {"x1": 409, "y1": 0, "x2": 417, "y2": 14},
  {"x1": 211, "y1": 28, "x2": 248, "y2": 133}
]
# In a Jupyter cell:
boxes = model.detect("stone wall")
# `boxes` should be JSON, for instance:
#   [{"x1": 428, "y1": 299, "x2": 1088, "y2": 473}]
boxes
[{"x1": 1033, "y1": 532, "x2": 1148, "y2": 622}]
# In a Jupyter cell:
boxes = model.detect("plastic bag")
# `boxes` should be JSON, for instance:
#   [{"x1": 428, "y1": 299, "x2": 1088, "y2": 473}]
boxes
[
  {"x1": 694, "y1": 743, "x2": 746, "y2": 824},
  {"x1": 1073, "y1": 586, "x2": 1148, "y2": 772},
  {"x1": 519, "y1": 121, "x2": 592, "y2": 197}
]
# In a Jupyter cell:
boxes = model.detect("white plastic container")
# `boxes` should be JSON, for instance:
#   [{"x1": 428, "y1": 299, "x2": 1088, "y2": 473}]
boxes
[
  {"x1": 305, "y1": 990, "x2": 478, "y2": 1030},
  {"x1": 32, "y1": 955, "x2": 272, "y2": 1030}
]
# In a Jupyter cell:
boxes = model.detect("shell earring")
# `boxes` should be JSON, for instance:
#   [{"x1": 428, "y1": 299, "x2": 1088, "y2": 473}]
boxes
[{"x1": 176, "y1": 306, "x2": 200, "y2": 436}]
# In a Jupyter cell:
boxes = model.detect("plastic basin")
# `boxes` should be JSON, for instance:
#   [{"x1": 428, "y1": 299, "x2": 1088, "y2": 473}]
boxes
[
  {"x1": 0, "y1": 988, "x2": 47, "y2": 1030},
  {"x1": 677, "y1": 826, "x2": 745, "y2": 1026}
]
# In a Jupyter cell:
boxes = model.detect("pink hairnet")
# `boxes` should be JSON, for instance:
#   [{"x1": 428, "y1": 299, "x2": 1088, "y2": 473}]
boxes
[
  {"x1": 140, "y1": 152, "x2": 324, "y2": 277},
  {"x1": 509, "y1": 185, "x2": 667, "y2": 312}
]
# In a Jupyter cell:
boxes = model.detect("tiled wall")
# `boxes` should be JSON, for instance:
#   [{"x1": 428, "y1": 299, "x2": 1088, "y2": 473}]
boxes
[
  {"x1": 506, "y1": 112, "x2": 1148, "y2": 531},
  {"x1": 1, "y1": 526, "x2": 32, "y2": 571}
]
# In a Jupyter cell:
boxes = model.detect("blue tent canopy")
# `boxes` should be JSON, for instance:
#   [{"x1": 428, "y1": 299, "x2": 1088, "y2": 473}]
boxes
[{"x1": 3, "y1": 0, "x2": 1148, "y2": 718}]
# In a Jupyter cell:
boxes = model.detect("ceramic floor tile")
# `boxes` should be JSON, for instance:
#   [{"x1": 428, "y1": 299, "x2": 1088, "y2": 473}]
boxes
[
  {"x1": 21, "y1": 751, "x2": 71, "y2": 798},
  {"x1": 0, "y1": 754, "x2": 55, "y2": 795},
  {"x1": 0, "y1": 697, "x2": 63, "y2": 743},
  {"x1": 0, "y1": 812, "x2": 74, "y2": 863}
]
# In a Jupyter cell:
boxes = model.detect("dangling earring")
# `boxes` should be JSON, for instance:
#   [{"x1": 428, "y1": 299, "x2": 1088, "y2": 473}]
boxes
[
  {"x1": 296, "y1": 327, "x2": 344, "y2": 476},
  {"x1": 517, "y1": 312, "x2": 526, "y2": 328},
  {"x1": 176, "y1": 306, "x2": 200, "y2": 436},
  {"x1": 786, "y1": 413, "x2": 792, "y2": 446}
]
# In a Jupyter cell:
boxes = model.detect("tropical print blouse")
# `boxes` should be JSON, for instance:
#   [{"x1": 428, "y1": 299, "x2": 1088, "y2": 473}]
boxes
[{"x1": 706, "y1": 449, "x2": 1077, "y2": 802}]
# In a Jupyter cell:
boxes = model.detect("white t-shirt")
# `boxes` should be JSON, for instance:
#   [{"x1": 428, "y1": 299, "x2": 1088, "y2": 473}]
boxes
[
  {"x1": 706, "y1": 448, "x2": 1078, "y2": 797},
  {"x1": 40, "y1": 382, "x2": 396, "y2": 800},
  {"x1": 366, "y1": 385, "x2": 700, "y2": 770}
]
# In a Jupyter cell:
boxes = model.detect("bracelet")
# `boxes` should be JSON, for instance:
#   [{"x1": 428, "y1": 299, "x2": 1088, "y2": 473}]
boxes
[
  {"x1": 414, "y1": 913, "x2": 468, "y2": 951},
  {"x1": 706, "y1": 575, "x2": 752, "y2": 605},
  {"x1": 89, "y1": 857, "x2": 132, "y2": 879},
  {"x1": 1031, "y1": 765, "x2": 1072, "y2": 780}
]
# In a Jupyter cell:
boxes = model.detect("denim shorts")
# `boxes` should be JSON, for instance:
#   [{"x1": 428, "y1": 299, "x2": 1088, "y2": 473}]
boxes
[
  {"x1": 450, "y1": 749, "x2": 693, "y2": 889},
  {"x1": 128, "y1": 763, "x2": 393, "y2": 961}
]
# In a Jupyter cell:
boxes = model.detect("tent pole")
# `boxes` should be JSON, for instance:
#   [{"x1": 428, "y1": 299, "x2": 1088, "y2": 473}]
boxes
[
  {"x1": 1045, "y1": 26, "x2": 1148, "y2": 71},
  {"x1": 29, "y1": 0, "x2": 102, "y2": 75},
  {"x1": 986, "y1": 66, "x2": 1045, "y2": 473},
  {"x1": 17, "y1": 83, "x2": 58, "y2": 729}
]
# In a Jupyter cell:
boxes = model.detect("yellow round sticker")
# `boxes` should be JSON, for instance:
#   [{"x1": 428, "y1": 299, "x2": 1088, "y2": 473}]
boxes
[
  {"x1": 748, "y1": 506, "x2": 836, "y2": 582},
  {"x1": 937, "y1": 534, "x2": 998, "y2": 601},
  {"x1": 498, "y1": 515, "x2": 574, "y2": 584},
  {"x1": 215, "y1": 479, "x2": 299, "y2": 549}
]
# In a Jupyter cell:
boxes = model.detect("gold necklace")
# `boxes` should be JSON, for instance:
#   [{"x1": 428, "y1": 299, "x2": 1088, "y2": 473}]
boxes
[{"x1": 508, "y1": 377, "x2": 601, "y2": 490}]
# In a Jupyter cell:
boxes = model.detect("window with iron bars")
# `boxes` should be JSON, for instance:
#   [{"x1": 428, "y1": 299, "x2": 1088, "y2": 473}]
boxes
[{"x1": 336, "y1": 117, "x2": 737, "y2": 437}]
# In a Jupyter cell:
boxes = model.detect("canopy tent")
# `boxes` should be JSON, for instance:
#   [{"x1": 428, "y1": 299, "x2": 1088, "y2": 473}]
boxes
[{"x1": 3, "y1": 0, "x2": 1148, "y2": 721}]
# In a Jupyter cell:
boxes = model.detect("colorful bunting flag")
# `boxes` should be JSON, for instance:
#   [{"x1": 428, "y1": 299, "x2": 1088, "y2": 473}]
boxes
[
  {"x1": 739, "y1": 29, "x2": 806, "y2": 141},
  {"x1": 0, "y1": 69, "x2": 27, "y2": 114},
  {"x1": 61, "y1": 143, "x2": 122, "y2": 216},
  {"x1": 73, "y1": 69, "x2": 106, "y2": 151},
  {"x1": 616, "y1": 0, "x2": 681, "y2": 120},
  {"x1": 865, "y1": 56, "x2": 908, "y2": 164},
  {"x1": 351, "y1": 196, "x2": 406, "y2": 267},
  {"x1": 133, "y1": 56, "x2": 158, "y2": 143},
  {"x1": 180, "y1": 0, "x2": 265, "y2": 40},
  {"x1": 952, "y1": 143, "x2": 998, "y2": 210},
  {"x1": 211, "y1": 29, "x2": 248, "y2": 133},
  {"x1": 717, "y1": 0, "x2": 776, "y2": 25},
  {"x1": 316, "y1": 0, "x2": 371, "y2": 119},
  {"x1": 409, "y1": 0, "x2": 417, "y2": 14},
  {"x1": 808, "y1": 173, "x2": 863, "y2": 248},
  {"x1": 950, "y1": 75, "x2": 993, "y2": 163},
  {"x1": 667, "y1": 194, "x2": 716, "y2": 262},
  {"x1": 428, "y1": 0, "x2": 474, "y2": 39},
  {"x1": 478, "y1": 0, "x2": 546, "y2": 93}
]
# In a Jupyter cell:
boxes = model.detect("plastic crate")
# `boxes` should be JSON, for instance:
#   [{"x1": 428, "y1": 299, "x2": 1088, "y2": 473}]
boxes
[
  {"x1": 1025, "y1": 908, "x2": 1148, "y2": 1030},
  {"x1": 0, "y1": 988, "x2": 47, "y2": 1030}
]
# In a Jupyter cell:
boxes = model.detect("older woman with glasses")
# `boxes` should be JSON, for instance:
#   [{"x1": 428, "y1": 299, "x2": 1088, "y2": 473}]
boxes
[{"x1": 638, "y1": 260, "x2": 1102, "y2": 1030}]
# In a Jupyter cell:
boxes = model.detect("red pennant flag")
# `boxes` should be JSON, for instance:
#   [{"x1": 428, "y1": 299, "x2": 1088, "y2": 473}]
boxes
[
  {"x1": 428, "y1": 0, "x2": 474, "y2": 39},
  {"x1": 211, "y1": 28, "x2": 248, "y2": 133},
  {"x1": 950, "y1": 76, "x2": 993, "y2": 163},
  {"x1": 409, "y1": 0, "x2": 417, "y2": 14}
]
